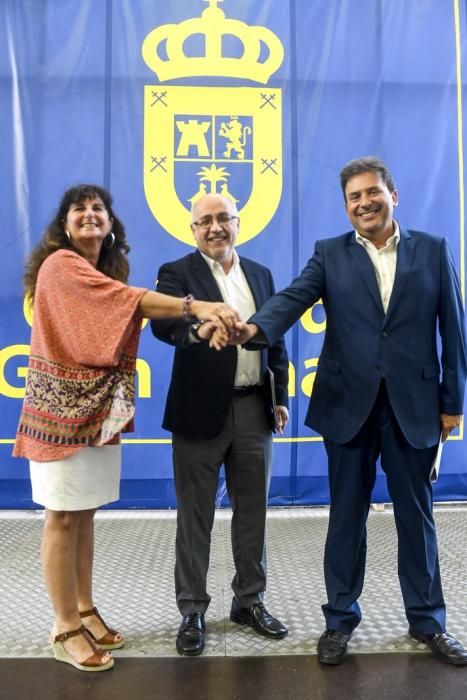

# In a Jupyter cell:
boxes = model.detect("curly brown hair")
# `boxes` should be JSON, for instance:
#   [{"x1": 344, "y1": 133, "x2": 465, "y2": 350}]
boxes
[{"x1": 24, "y1": 184, "x2": 131, "y2": 300}]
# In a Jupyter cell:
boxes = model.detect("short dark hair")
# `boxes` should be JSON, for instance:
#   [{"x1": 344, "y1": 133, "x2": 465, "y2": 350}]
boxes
[{"x1": 340, "y1": 156, "x2": 396, "y2": 200}]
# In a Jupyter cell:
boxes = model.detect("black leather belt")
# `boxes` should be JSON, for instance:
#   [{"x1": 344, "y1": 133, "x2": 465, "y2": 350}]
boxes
[{"x1": 233, "y1": 385, "x2": 262, "y2": 398}]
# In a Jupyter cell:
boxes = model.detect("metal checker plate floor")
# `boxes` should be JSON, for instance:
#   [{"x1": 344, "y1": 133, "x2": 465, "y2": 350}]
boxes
[{"x1": 0, "y1": 506, "x2": 466, "y2": 659}]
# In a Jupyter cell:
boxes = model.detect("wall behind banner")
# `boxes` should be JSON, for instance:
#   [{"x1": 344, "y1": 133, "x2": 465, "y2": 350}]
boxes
[{"x1": 1, "y1": 0, "x2": 466, "y2": 508}]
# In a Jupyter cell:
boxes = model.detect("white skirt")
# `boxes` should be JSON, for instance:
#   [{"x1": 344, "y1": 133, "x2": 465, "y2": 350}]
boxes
[{"x1": 29, "y1": 445, "x2": 121, "y2": 511}]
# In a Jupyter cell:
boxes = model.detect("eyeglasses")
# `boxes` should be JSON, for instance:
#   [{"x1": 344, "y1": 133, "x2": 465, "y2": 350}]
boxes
[{"x1": 191, "y1": 214, "x2": 238, "y2": 229}]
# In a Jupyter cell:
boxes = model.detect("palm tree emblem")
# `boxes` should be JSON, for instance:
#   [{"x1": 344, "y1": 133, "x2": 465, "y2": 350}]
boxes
[{"x1": 196, "y1": 164, "x2": 230, "y2": 193}]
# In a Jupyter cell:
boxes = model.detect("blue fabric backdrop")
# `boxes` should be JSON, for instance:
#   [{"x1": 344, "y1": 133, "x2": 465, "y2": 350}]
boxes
[{"x1": 1, "y1": 0, "x2": 466, "y2": 507}]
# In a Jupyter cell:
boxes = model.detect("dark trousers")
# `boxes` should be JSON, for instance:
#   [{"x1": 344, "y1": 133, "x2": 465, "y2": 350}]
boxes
[
  {"x1": 172, "y1": 393, "x2": 272, "y2": 616},
  {"x1": 322, "y1": 381, "x2": 445, "y2": 635}
]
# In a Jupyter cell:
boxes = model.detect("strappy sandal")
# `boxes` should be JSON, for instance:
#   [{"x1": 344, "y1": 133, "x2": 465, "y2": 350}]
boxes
[
  {"x1": 79, "y1": 606, "x2": 124, "y2": 650},
  {"x1": 52, "y1": 625, "x2": 114, "y2": 672}
]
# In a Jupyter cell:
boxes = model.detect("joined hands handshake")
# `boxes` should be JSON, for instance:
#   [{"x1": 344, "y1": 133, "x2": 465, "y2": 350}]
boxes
[
  {"x1": 192, "y1": 301, "x2": 257, "y2": 351},
  {"x1": 208, "y1": 320, "x2": 258, "y2": 350}
]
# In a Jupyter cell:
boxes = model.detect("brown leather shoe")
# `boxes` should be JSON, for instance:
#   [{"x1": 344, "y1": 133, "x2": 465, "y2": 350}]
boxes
[
  {"x1": 79, "y1": 606, "x2": 124, "y2": 650},
  {"x1": 52, "y1": 625, "x2": 114, "y2": 672}
]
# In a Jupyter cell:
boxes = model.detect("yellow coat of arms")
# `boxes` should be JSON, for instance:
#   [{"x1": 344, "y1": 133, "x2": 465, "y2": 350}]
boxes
[{"x1": 142, "y1": 0, "x2": 284, "y2": 246}]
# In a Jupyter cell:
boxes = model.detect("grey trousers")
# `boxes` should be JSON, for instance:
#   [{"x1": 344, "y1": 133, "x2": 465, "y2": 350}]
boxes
[{"x1": 172, "y1": 393, "x2": 273, "y2": 615}]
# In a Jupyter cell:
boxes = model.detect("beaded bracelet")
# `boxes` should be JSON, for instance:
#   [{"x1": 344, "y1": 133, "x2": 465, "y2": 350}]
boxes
[{"x1": 182, "y1": 294, "x2": 195, "y2": 321}]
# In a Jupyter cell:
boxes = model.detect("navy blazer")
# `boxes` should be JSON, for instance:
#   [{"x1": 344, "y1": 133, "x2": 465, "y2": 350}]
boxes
[
  {"x1": 250, "y1": 228, "x2": 467, "y2": 448},
  {"x1": 151, "y1": 250, "x2": 289, "y2": 440}
]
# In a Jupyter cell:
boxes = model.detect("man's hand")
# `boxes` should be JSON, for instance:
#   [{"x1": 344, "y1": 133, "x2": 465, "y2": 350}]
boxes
[
  {"x1": 227, "y1": 322, "x2": 259, "y2": 345},
  {"x1": 440, "y1": 413, "x2": 462, "y2": 441},
  {"x1": 275, "y1": 406, "x2": 289, "y2": 435},
  {"x1": 207, "y1": 321, "x2": 258, "y2": 350},
  {"x1": 196, "y1": 321, "x2": 217, "y2": 341},
  {"x1": 204, "y1": 322, "x2": 231, "y2": 350},
  {"x1": 188, "y1": 320, "x2": 232, "y2": 351},
  {"x1": 207, "y1": 324, "x2": 232, "y2": 350}
]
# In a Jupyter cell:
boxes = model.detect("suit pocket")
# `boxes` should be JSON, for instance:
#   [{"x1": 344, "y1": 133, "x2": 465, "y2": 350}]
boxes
[{"x1": 422, "y1": 364, "x2": 440, "y2": 379}]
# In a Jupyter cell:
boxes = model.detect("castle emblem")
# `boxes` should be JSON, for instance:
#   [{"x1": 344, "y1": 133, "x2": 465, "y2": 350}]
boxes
[{"x1": 142, "y1": 0, "x2": 284, "y2": 245}]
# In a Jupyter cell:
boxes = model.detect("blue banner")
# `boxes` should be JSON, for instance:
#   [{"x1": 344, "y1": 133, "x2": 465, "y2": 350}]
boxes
[{"x1": 1, "y1": 0, "x2": 466, "y2": 507}]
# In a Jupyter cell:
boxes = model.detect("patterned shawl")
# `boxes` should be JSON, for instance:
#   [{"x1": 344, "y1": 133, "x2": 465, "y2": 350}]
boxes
[{"x1": 13, "y1": 249, "x2": 147, "y2": 462}]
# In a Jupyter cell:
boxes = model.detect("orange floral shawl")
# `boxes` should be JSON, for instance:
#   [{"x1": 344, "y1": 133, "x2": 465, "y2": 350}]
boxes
[{"x1": 13, "y1": 249, "x2": 147, "y2": 462}]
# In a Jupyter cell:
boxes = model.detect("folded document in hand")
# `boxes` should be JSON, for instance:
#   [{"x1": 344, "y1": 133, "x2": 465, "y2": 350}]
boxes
[
  {"x1": 263, "y1": 367, "x2": 279, "y2": 432},
  {"x1": 429, "y1": 434, "x2": 444, "y2": 483}
]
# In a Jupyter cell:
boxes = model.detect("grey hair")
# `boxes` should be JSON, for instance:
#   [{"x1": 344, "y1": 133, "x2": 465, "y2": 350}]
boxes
[{"x1": 190, "y1": 193, "x2": 238, "y2": 221}]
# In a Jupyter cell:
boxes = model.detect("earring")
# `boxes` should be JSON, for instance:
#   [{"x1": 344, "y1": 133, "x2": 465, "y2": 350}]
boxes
[
  {"x1": 65, "y1": 230, "x2": 71, "y2": 241},
  {"x1": 104, "y1": 232, "x2": 115, "y2": 248}
]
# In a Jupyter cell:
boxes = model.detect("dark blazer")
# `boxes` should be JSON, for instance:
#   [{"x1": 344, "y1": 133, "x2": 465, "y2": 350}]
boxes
[
  {"x1": 250, "y1": 228, "x2": 467, "y2": 448},
  {"x1": 151, "y1": 250, "x2": 289, "y2": 439}
]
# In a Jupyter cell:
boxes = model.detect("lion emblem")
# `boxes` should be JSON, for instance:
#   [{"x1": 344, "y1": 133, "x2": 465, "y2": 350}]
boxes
[{"x1": 218, "y1": 116, "x2": 252, "y2": 160}]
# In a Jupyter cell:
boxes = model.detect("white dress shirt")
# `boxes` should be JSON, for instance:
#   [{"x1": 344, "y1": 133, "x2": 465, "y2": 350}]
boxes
[
  {"x1": 200, "y1": 250, "x2": 261, "y2": 386},
  {"x1": 355, "y1": 221, "x2": 400, "y2": 313}
]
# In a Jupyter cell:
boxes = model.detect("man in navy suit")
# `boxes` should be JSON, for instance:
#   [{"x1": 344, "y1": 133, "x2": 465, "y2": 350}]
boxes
[
  {"x1": 230, "y1": 157, "x2": 467, "y2": 665},
  {"x1": 151, "y1": 193, "x2": 289, "y2": 656}
]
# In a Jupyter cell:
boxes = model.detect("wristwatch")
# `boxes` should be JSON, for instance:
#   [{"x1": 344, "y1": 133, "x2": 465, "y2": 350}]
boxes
[{"x1": 190, "y1": 321, "x2": 205, "y2": 341}]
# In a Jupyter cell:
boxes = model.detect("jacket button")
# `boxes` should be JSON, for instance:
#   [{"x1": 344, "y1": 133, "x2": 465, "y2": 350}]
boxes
[{"x1": 382, "y1": 331, "x2": 388, "y2": 338}]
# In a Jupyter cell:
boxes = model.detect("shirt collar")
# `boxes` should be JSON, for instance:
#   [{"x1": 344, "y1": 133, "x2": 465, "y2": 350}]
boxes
[
  {"x1": 355, "y1": 220, "x2": 400, "y2": 250},
  {"x1": 200, "y1": 248, "x2": 240, "y2": 273}
]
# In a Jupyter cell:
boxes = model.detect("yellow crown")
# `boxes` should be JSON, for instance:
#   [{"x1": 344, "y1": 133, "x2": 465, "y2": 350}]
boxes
[{"x1": 142, "y1": 0, "x2": 284, "y2": 85}]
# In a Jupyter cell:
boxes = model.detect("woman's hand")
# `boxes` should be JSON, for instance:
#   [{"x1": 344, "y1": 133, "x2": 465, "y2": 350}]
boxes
[
  {"x1": 191, "y1": 300, "x2": 240, "y2": 332},
  {"x1": 139, "y1": 292, "x2": 240, "y2": 328}
]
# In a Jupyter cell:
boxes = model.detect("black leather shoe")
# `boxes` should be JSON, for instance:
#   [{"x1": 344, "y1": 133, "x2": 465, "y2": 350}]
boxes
[
  {"x1": 176, "y1": 612, "x2": 205, "y2": 656},
  {"x1": 230, "y1": 598, "x2": 288, "y2": 639},
  {"x1": 317, "y1": 628, "x2": 351, "y2": 665},
  {"x1": 409, "y1": 628, "x2": 467, "y2": 666}
]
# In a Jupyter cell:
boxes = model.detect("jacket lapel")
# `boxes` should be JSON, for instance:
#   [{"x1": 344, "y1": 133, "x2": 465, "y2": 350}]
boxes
[
  {"x1": 347, "y1": 234, "x2": 385, "y2": 314},
  {"x1": 384, "y1": 228, "x2": 415, "y2": 324},
  {"x1": 192, "y1": 250, "x2": 225, "y2": 301},
  {"x1": 239, "y1": 258, "x2": 263, "y2": 309}
]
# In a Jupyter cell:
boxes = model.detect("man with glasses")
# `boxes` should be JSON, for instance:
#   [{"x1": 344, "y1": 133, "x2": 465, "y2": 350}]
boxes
[{"x1": 151, "y1": 193, "x2": 289, "y2": 656}]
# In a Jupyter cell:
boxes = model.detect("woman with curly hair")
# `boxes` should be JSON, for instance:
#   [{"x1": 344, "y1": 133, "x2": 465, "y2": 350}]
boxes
[{"x1": 14, "y1": 184, "x2": 237, "y2": 672}]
